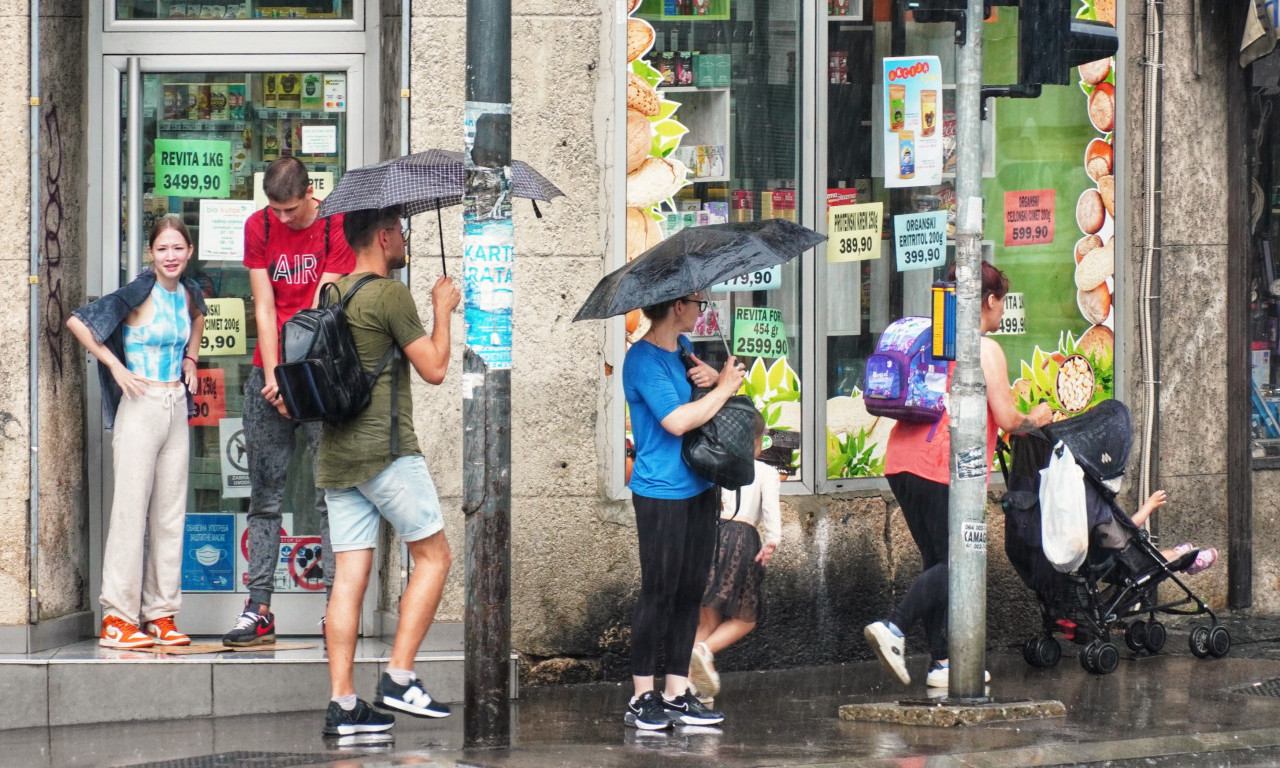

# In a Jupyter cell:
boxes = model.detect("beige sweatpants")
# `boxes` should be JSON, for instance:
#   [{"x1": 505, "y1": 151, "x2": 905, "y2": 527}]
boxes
[{"x1": 100, "y1": 383, "x2": 189, "y2": 625}]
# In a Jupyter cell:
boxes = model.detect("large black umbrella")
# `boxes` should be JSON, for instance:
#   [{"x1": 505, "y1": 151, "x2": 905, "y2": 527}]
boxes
[
  {"x1": 317, "y1": 149, "x2": 565, "y2": 274},
  {"x1": 573, "y1": 219, "x2": 826, "y2": 321}
]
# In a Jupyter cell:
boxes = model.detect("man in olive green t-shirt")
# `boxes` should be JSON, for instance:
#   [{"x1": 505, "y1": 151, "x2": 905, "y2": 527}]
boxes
[{"x1": 317, "y1": 205, "x2": 461, "y2": 738}]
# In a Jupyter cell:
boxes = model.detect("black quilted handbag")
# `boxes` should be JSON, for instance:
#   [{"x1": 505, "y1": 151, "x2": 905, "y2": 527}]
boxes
[{"x1": 679, "y1": 350, "x2": 758, "y2": 489}]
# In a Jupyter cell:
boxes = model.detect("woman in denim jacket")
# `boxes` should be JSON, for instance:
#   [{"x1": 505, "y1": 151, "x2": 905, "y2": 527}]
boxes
[{"x1": 68, "y1": 216, "x2": 207, "y2": 649}]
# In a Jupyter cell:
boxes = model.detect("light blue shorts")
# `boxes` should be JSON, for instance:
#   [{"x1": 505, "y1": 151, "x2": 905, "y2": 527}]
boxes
[{"x1": 325, "y1": 455, "x2": 444, "y2": 552}]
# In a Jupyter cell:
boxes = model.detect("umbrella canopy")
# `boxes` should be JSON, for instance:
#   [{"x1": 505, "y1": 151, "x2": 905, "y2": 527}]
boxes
[
  {"x1": 317, "y1": 149, "x2": 564, "y2": 218},
  {"x1": 573, "y1": 219, "x2": 826, "y2": 321}
]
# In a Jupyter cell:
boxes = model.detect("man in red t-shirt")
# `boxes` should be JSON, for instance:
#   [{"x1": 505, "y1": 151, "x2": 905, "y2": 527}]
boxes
[{"x1": 223, "y1": 157, "x2": 356, "y2": 647}]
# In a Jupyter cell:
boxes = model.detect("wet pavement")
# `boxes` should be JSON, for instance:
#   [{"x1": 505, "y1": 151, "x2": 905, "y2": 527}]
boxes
[{"x1": 7, "y1": 612, "x2": 1280, "y2": 767}]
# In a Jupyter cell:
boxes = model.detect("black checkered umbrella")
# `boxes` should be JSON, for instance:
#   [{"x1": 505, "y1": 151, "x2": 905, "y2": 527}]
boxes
[{"x1": 318, "y1": 149, "x2": 564, "y2": 274}]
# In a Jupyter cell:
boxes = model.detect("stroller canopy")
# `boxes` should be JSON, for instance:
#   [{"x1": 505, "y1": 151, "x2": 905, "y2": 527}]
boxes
[{"x1": 1041, "y1": 399, "x2": 1132, "y2": 494}]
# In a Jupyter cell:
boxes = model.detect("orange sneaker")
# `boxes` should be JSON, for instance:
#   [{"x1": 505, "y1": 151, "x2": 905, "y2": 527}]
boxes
[
  {"x1": 144, "y1": 616, "x2": 191, "y2": 646},
  {"x1": 101, "y1": 615, "x2": 155, "y2": 649}
]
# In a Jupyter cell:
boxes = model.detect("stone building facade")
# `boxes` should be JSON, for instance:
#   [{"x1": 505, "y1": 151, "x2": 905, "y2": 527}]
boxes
[{"x1": 0, "y1": 0, "x2": 1272, "y2": 684}]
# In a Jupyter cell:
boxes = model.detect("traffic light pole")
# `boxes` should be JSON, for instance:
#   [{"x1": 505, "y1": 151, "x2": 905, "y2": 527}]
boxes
[
  {"x1": 946, "y1": 0, "x2": 989, "y2": 701},
  {"x1": 463, "y1": 0, "x2": 513, "y2": 748}
]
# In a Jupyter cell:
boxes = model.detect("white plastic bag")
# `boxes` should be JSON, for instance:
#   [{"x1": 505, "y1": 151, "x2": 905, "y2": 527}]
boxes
[{"x1": 1039, "y1": 440, "x2": 1089, "y2": 573}]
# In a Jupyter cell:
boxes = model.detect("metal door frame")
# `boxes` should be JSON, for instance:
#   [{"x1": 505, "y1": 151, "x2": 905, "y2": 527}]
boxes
[{"x1": 86, "y1": 45, "x2": 381, "y2": 636}]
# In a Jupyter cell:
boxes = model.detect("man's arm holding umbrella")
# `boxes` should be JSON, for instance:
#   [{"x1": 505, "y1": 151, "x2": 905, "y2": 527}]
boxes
[{"x1": 659, "y1": 358, "x2": 744, "y2": 436}]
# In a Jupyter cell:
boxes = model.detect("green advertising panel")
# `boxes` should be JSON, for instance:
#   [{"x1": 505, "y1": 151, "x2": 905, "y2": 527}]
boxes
[
  {"x1": 983, "y1": 1, "x2": 1115, "y2": 419},
  {"x1": 154, "y1": 139, "x2": 231, "y2": 198}
]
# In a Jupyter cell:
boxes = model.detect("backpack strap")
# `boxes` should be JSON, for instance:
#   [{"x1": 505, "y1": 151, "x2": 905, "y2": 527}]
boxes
[
  {"x1": 263, "y1": 207, "x2": 270, "y2": 243},
  {"x1": 341, "y1": 274, "x2": 403, "y2": 457}
]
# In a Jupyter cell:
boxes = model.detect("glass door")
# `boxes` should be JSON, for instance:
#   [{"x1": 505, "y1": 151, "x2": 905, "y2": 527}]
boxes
[{"x1": 94, "y1": 54, "x2": 373, "y2": 636}]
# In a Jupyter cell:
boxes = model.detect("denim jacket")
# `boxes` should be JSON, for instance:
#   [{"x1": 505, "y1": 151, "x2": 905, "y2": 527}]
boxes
[{"x1": 71, "y1": 269, "x2": 208, "y2": 430}]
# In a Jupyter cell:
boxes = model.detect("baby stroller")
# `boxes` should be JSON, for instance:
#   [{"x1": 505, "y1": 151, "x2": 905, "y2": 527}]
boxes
[{"x1": 999, "y1": 400, "x2": 1230, "y2": 675}]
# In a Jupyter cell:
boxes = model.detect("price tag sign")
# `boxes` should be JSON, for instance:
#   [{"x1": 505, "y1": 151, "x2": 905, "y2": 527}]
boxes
[
  {"x1": 989, "y1": 292, "x2": 1026, "y2": 335},
  {"x1": 200, "y1": 298, "x2": 247, "y2": 357},
  {"x1": 190, "y1": 367, "x2": 227, "y2": 427},
  {"x1": 893, "y1": 211, "x2": 947, "y2": 271},
  {"x1": 732, "y1": 306, "x2": 789, "y2": 358},
  {"x1": 827, "y1": 202, "x2": 883, "y2": 262},
  {"x1": 1003, "y1": 189, "x2": 1055, "y2": 246},
  {"x1": 711, "y1": 265, "x2": 782, "y2": 292},
  {"x1": 155, "y1": 139, "x2": 231, "y2": 198}
]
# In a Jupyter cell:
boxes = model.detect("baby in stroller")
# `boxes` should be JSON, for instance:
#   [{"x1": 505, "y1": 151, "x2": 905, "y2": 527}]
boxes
[
  {"x1": 1001, "y1": 399, "x2": 1230, "y2": 675},
  {"x1": 1131, "y1": 490, "x2": 1217, "y2": 575}
]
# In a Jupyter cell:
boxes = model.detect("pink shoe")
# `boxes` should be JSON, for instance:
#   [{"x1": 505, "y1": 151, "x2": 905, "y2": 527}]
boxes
[{"x1": 1187, "y1": 547, "x2": 1218, "y2": 575}]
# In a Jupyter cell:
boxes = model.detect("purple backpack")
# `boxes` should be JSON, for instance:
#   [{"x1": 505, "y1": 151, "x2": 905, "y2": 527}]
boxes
[{"x1": 863, "y1": 317, "x2": 949, "y2": 432}]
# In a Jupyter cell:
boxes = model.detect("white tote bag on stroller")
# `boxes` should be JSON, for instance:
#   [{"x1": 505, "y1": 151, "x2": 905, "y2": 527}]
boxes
[{"x1": 1039, "y1": 440, "x2": 1089, "y2": 573}]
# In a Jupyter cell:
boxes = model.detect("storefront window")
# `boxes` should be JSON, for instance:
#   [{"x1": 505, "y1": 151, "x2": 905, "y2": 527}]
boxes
[
  {"x1": 619, "y1": 0, "x2": 1119, "y2": 490},
  {"x1": 116, "y1": 0, "x2": 354, "y2": 20},
  {"x1": 627, "y1": 0, "x2": 804, "y2": 479},
  {"x1": 122, "y1": 71, "x2": 348, "y2": 593},
  {"x1": 820, "y1": 3, "x2": 1118, "y2": 483}
]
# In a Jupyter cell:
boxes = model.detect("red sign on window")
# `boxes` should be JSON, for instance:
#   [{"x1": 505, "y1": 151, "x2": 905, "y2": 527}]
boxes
[
  {"x1": 190, "y1": 367, "x2": 226, "y2": 427},
  {"x1": 1004, "y1": 189, "x2": 1055, "y2": 247}
]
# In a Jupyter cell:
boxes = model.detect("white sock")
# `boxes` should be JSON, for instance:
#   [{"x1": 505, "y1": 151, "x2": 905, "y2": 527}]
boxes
[
  {"x1": 387, "y1": 667, "x2": 415, "y2": 686},
  {"x1": 333, "y1": 693, "x2": 358, "y2": 711}
]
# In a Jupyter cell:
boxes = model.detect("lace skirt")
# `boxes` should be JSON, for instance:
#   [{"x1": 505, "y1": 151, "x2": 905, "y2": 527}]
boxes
[{"x1": 701, "y1": 520, "x2": 765, "y2": 623}]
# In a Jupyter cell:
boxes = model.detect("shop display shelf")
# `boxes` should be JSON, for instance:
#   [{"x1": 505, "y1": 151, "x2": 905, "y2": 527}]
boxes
[
  {"x1": 159, "y1": 120, "x2": 248, "y2": 132},
  {"x1": 251, "y1": 107, "x2": 341, "y2": 120}
]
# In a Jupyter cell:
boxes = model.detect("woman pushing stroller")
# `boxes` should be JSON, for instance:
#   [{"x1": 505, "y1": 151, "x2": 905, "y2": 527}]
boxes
[{"x1": 864, "y1": 261, "x2": 1052, "y2": 690}]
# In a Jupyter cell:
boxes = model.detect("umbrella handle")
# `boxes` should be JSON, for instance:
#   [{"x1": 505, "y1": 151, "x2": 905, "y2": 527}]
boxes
[{"x1": 437, "y1": 203, "x2": 447, "y2": 277}]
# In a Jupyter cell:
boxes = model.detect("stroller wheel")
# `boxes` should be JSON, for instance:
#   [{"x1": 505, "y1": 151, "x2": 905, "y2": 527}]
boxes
[
  {"x1": 1036, "y1": 635, "x2": 1062, "y2": 668},
  {"x1": 1023, "y1": 636, "x2": 1041, "y2": 667},
  {"x1": 1095, "y1": 642, "x2": 1120, "y2": 674},
  {"x1": 1080, "y1": 641, "x2": 1100, "y2": 673},
  {"x1": 1144, "y1": 621, "x2": 1167, "y2": 653},
  {"x1": 1124, "y1": 621, "x2": 1147, "y2": 652},
  {"x1": 1189, "y1": 625, "x2": 1211, "y2": 658},
  {"x1": 1208, "y1": 625, "x2": 1231, "y2": 657}
]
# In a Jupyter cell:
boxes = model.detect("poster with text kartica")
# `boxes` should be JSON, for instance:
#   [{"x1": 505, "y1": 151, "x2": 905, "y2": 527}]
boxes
[{"x1": 883, "y1": 56, "x2": 942, "y2": 188}]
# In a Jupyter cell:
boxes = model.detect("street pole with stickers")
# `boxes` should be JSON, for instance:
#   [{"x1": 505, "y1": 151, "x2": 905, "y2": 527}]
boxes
[
  {"x1": 463, "y1": 0, "x2": 513, "y2": 748},
  {"x1": 946, "y1": 0, "x2": 989, "y2": 701}
]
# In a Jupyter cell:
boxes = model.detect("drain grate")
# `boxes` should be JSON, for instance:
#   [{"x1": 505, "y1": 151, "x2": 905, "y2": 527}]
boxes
[
  {"x1": 1232, "y1": 677, "x2": 1280, "y2": 698},
  {"x1": 123, "y1": 751, "x2": 332, "y2": 768}
]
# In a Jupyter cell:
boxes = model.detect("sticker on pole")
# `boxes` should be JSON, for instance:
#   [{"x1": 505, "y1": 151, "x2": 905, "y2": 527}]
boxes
[
  {"x1": 462, "y1": 101, "x2": 515, "y2": 370},
  {"x1": 962, "y1": 521, "x2": 987, "y2": 552},
  {"x1": 956, "y1": 445, "x2": 988, "y2": 480}
]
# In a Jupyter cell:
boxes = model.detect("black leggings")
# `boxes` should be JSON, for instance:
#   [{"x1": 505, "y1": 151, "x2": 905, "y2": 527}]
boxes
[
  {"x1": 631, "y1": 488, "x2": 719, "y2": 678},
  {"x1": 886, "y1": 472, "x2": 950, "y2": 662}
]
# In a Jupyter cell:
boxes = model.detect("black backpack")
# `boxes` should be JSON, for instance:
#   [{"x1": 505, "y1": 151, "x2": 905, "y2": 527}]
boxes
[{"x1": 276, "y1": 275, "x2": 403, "y2": 448}]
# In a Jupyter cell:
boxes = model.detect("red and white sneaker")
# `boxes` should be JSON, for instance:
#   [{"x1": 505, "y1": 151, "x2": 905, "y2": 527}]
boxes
[
  {"x1": 144, "y1": 616, "x2": 191, "y2": 646},
  {"x1": 100, "y1": 615, "x2": 155, "y2": 649}
]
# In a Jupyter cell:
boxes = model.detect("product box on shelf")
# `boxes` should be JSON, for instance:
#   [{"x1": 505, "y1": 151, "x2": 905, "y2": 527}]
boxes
[
  {"x1": 708, "y1": 146, "x2": 725, "y2": 177},
  {"x1": 301, "y1": 74, "x2": 324, "y2": 110},
  {"x1": 228, "y1": 83, "x2": 246, "y2": 120},
  {"x1": 827, "y1": 188, "x2": 858, "y2": 207},
  {"x1": 705, "y1": 202, "x2": 729, "y2": 224},
  {"x1": 263, "y1": 74, "x2": 279, "y2": 108},
  {"x1": 762, "y1": 189, "x2": 796, "y2": 222},
  {"x1": 657, "y1": 52, "x2": 676, "y2": 86},
  {"x1": 676, "y1": 52, "x2": 696, "y2": 86},
  {"x1": 209, "y1": 85, "x2": 229, "y2": 121},
  {"x1": 694, "y1": 54, "x2": 731, "y2": 87},
  {"x1": 262, "y1": 121, "x2": 280, "y2": 161},
  {"x1": 664, "y1": 212, "x2": 683, "y2": 237},
  {"x1": 276, "y1": 74, "x2": 304, "y2": 110},
  {"x1": 731, "y1": 190, "x2": 755, "y2": 222}
]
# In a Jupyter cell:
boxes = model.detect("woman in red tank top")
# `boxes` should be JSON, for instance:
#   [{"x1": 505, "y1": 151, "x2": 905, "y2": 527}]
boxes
[{"x1": 864, "y1": 262, "x2": 1053, "y2": 691}]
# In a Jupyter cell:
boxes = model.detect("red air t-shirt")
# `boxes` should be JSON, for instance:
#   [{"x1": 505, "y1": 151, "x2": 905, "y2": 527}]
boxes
[{"x1": 243, "y1": 201, "x2": 356, "y2": 368}]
